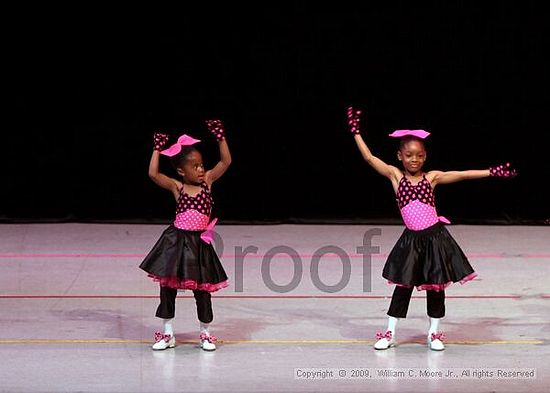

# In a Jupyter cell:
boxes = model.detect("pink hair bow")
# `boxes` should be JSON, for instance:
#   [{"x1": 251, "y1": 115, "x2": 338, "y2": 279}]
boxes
[
  {"x1": 376, "y1": 331, "x2": 393, "y2": 340},
  {"x1": 389, "y1": 130, "x2": 431, "y2": 139},
  {"x1": 200, "y1": 218, "x2": 218, "y2": 244},
  {"x1": 160, "y1": 134, "x2": 201, "y2": 157}
]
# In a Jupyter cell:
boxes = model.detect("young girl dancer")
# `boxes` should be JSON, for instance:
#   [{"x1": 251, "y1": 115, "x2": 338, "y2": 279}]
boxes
[
  {"x1": 140, "y1": 119, "x2": 231, "y2": 351},
  {"x1": 347, "y1": 107, "x2": 516, "y2": 351}
]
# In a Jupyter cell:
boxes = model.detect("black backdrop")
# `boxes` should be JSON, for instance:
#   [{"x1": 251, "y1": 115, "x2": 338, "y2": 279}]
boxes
[{"x1": 4, "y1": 3, "x2": 549, "y2": 224}]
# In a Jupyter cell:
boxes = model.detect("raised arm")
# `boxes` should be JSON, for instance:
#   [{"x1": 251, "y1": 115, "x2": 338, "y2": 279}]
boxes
[
  {"x1": 148, "y1": 132, "x2": 182, "y2": 199},
  {"x1": 429, "y1": 163, "x2": 517, "y2": 186},
  {"x1": 204, "y1": 120, "x2": 232, "y2": 186},
  {"x1": 348, "y1": 107, "x2": 401, "y2": 182}
]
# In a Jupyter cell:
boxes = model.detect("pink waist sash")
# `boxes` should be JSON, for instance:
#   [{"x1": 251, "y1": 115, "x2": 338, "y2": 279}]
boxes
[
  {"x1": 174, "y1": 210, "x2": 210, "y2": 230},
  {"x1": 174, "y1": 211, "x2": 217, "y2": 244},
  {"x1": 400, "y1": 200, "x2": 450, "y2": 231}
]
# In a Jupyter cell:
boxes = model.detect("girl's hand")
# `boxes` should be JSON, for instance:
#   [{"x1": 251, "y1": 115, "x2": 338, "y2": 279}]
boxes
[
  {"x1": 206, "y1": 119, "x2": 225, "y2": 141},
  {"x1": 489, "y1": 163, "x2": 517, "y2": 178},
  {"x1": 347, "y1": 106, "x2": 362, "y2": 135},
  {"x1": 153, "y1": 132, "x2": 170, "y2": 151}
]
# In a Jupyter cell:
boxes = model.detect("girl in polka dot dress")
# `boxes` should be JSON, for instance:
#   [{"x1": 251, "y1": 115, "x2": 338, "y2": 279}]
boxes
[
  {"x1": 140, "y1": 120, "x2": 231, "y2": 351},
  {"x1": 347, "y1": 107, "x2": 516, "y2": 351}
]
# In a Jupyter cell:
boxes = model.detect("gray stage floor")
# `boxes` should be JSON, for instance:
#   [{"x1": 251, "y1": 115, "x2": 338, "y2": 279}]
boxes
[{"x1": 1, "y1": 224, "x2": 549, "y2": 392}]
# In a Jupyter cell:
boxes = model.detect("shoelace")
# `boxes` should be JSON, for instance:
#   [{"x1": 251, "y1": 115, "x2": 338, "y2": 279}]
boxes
[
  {"x1": 154, "y1": 331, "x2": 172, "y2": 343},
  {"x1": 376, "y1": 331, "x2": 393, "y2": 340},
  {"x1": 430, "y1": 332, "x2": 446, "y2": 342},
  {"x1": 200, "y1": 333, "x2": 217, "y2": 343}
]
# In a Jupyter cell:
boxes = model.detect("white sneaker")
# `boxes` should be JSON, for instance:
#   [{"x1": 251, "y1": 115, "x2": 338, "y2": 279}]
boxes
[
  {"x1": 374, "y1": 331, "x2": 395, "y2": 350},
  {"x1": 428, "y1": 332, "x2": 445, "y2": 351},
  {"x1": 152, "y1": 331, "x2": 176, "y2": 350},
  {"x1": 200, "y1": 333, "x2": 217, "y2": 351}
]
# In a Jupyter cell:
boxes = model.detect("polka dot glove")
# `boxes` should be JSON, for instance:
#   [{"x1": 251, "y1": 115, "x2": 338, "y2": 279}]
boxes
[
  {"x1": 153, "y1": 132, "x2": 170, "y2": 151},
  {"x1": 347, "y1": 106, "x2": 362, "y2": 135},
  {"x1": 206, "y1": 119, "x2": 225, "y2": 141},
  {"x1": 489, "y1": 163, "x2": 517, "y2": 178}
]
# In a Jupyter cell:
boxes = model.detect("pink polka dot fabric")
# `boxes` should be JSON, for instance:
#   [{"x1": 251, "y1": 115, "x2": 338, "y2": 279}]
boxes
[
  {"x1": 173, "y1": 182, "x2": 213, "y2": 230},
  {"x1": 396, "y1": 176, "x2": 447, "y2": 231},
  {"x1": 174, "y1": 210, "x2": 210, "y2": 230},
  {"x1": 400, "y1": 200, "x2": 440, "y2": 230}
]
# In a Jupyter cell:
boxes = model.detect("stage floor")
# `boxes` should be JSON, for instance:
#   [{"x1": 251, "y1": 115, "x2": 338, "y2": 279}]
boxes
[{"x1": 1, "y1": 223, "x2": 549, "y2": 392}]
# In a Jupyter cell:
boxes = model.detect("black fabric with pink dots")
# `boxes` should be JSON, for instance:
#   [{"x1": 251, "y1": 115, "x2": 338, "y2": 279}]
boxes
[
  {"x1": 205, "y1": 119, "x2": 226, "y2": 141},
  {"x1": 396, "y1": 175, "x2": 435, "y2": 209},
  {"x1": 153, "y1": 132, "x2": 170, "y2": 151},
  {"x1": 175, "y1": 182, "x2": 213, "y2": 216}
]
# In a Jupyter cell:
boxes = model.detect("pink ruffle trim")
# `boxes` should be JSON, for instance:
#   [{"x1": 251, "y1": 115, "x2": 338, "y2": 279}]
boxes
[
  {"x1": 416, "y1": 282, "x2": 452, "y2": 291},
  {"x1": 148, "y1": 275, "x2": 229, "y2": 292},
  {"x1": 458, "y1": 272, "x2": 478, "y2": 285},
  {"x1": 388, "y1": 272, "x2": 478, "y2": 292}
]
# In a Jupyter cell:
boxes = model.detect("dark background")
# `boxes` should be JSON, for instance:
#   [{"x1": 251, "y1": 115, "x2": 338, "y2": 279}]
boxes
[{"x1": 4, "y1": 3, "x2": 549, "y2": 225}]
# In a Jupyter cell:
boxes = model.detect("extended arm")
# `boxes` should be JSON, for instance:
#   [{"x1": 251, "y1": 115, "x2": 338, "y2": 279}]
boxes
[
  {"x1": 348, "y1": 107, "x2": 401, "y2": 182},
  {"x1": 204, "y1": 120, "x2": 232, "y2": 186},
  {"x1": 148, "y1": 133, "x2": 181, "y2": 198},
  {"x1": 430, "y1": 163, "x2": 516, "y2": 186}
]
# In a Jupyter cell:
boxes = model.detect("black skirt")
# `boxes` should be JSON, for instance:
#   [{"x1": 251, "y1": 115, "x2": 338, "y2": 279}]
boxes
[
  {"x1": 139, "y1": 225, "x2": 228, "y2": 292},
  {"x1": 382, "y1": 222, "x2": 477, "y2": 291}
]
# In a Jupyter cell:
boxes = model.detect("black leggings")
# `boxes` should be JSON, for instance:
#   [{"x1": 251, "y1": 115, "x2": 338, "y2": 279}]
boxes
[
  {"x1": 155, "y1": 286, "x2": 213, "y2": 323},
  {"x1": 387, "y1": 286, "x2": 445, "y2": 318}
]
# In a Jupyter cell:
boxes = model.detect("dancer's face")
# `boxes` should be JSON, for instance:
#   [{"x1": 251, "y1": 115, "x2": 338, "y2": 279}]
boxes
[
  {"x1": 398, "y1": 140, "x2": 426, "y2": 175},
  {"x1": 177, "y1": 151, "x2": 205, "y2": 185}
]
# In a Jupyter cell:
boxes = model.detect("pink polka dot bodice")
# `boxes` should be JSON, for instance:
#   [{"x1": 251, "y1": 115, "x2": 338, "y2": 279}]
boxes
[
  {"x1": 173, "y1": 183, "x2": 213, "y2": 231},
  {"x1": 396, "y1": 176, "x2": 446, "y2": 231}
]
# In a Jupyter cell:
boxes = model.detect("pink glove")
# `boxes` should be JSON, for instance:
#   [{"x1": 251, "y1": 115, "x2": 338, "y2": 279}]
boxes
[
  {"x1": 489, "y1": 163, "x2": 517, "y2": 178},
  {"x1": 153, "y1": 132, "x2": 170, "y2": 151},
  {"x1": 347, "y1": 106, "x2": 362, "y2": 135},
  {"x1": 206, "y1": 119, "x2": 225, "y2": 141}
]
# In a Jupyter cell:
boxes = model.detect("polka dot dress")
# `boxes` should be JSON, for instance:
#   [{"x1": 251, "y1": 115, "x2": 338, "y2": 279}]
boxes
[
  {"x1": 173, "y1": 183, "x2": 213, "y2": 230},
  {"x1": 396, "y1": 176, "x2": 441, "y2": 230},
  {"x1": 397, "y1": 176, "x2": 435, "y2": 209}
]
